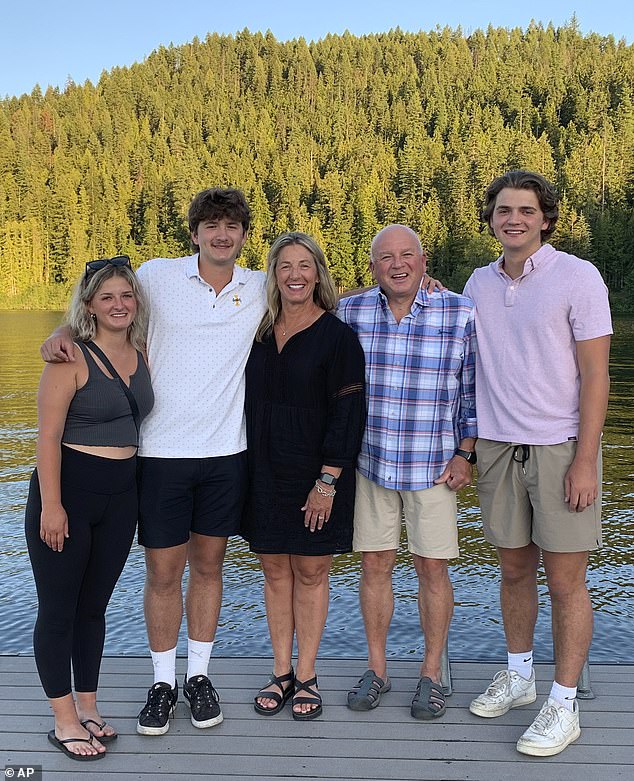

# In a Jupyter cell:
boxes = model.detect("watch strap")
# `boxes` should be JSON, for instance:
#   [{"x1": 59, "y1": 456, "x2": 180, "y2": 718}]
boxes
[{"x1": 454, "y1": 448, "x2": 477, "y2": 464}]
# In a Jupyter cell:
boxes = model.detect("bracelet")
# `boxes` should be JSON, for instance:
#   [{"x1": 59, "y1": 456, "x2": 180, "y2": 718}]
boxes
[{"x1": 315, "y1": 480, "x2": 336, "y2": 497}]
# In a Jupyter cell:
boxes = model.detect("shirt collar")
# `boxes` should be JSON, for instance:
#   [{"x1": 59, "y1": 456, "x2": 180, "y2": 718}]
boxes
[
  {"x1": 376, "y1": 285, "x2": 429, "y2": 315},
  {"x1": 185, "y1": 254, "x2": 249, "y2": 286},
  {"x1": 494, "y1": 243, "x2": 555, "y2": 279}
]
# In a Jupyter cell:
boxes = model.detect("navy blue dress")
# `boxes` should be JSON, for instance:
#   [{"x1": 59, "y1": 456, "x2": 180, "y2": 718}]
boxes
[{"x1": 242, "y1": 312, "x2": 366, "y2": 555}]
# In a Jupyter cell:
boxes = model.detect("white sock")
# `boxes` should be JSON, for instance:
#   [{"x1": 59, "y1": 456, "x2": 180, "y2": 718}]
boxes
[
  {"x1": 187, "y1": 639, "x2": 214, "y2": 681},
  {"x1": 151, "y1": 647, "x2": 177, "y2": 688},
  {"x1": 550, "y1": 681, "x2": 577, "y2": 711},
  {"x1": 507, "y1": 650, "x2": 533, "y2": 680}
]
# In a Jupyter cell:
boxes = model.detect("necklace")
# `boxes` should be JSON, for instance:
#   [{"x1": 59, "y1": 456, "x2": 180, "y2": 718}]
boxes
[{"x1": 277, "y1": 307, "x2": 319, "y2": 337}]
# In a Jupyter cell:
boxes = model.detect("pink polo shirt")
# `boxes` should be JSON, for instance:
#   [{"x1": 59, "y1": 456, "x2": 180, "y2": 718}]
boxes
[{"x1": 463, "y1": 244, "x2": 612, "y2": 445}]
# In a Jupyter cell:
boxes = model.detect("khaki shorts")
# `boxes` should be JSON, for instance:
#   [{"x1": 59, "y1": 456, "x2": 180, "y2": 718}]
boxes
[
  {"x1": 353, "y1": 471, "x2": 459, "y2": 559},
  {"x1": 476, "y1": 439, "x2": 602, "y2": 553}
]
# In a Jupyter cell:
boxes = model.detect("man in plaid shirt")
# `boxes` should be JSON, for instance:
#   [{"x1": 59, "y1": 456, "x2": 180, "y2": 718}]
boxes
[{"x1": 338, "y1": 224, "x2": 476, "y2": 720}]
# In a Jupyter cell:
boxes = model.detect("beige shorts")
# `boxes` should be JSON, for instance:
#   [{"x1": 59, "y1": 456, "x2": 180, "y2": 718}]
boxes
[
  {"x1": 476, "y1": 439, "x2": 602, "y2": 553},
  {"x1": 353, "y1": 471, "x2": 459, "y2": 559}
]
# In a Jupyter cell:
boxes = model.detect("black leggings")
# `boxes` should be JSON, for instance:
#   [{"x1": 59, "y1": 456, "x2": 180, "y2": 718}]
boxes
[{"x1": 25, "y1": 446, "x2": 137, "y2": 699}]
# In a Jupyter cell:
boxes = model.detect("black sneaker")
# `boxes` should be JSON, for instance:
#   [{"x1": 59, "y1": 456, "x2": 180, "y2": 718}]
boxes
[
  {"x1": 183, "y1": 674, "x2": 223, "y2": 728},
  {"x1": 137, "y1": 681, "x2": 178, "y2": 735}
]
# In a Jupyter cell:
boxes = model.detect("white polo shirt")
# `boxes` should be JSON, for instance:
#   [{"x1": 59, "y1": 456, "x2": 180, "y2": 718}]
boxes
[{"x1": 136, "y1": 255, "x2": 266, "y2": 458}]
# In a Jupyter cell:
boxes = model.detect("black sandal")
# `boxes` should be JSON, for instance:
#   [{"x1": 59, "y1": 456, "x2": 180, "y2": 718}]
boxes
[
  {"x1": 410, "y1": 676, "x2": 446, "y2": 720},
  {"x1": 254, "y1": 668, "x2": 294, "y2": 716},
  {"x1": 292, "y1": 675, "x2": 323, "y2": 721}
]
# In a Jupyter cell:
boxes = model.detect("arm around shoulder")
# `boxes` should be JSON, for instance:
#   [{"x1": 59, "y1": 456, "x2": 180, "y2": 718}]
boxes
[{"x1": 40, "y1": 324, "x2": 76, "y2": 363}]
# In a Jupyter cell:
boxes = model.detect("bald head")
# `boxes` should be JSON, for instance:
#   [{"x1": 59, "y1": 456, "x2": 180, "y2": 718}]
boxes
[
  {"x1": 371, "y1": 224, "x2": 423, "y2": 262},
  {"x1": 369, "y1": 224, "x2": 427, "y2": 306}
]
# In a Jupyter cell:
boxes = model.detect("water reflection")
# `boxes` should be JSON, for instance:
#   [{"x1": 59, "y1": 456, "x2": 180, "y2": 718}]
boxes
[{"x1": 1, "y1": 312, "x2": 632, "y2": 661}]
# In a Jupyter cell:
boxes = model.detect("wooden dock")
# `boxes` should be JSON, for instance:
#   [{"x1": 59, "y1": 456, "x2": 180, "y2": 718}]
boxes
[{"x1": 1, "y1": 655, "x2": 632, "y2": 780}]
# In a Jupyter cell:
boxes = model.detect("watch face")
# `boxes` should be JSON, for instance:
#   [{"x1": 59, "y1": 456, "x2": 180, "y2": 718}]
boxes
[{"x1": 319, "y1": 472, "x2": 337, "y2": 485}]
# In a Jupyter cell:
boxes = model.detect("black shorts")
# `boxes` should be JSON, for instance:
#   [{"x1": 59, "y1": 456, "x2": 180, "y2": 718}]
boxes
[{"x1": 137, "y1": 451, "x2": 247, "y2": 549}]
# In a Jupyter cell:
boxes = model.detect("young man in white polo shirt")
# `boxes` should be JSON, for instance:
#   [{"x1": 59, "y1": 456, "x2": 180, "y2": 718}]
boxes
[
  {"x1": 132, "y1": 188, "x2": 268, "y2": 735},
  {"x1": 41, "y1": 189, "x2": 267, "y2": 736},
  {"x1": 464, "y1": 171, "x2": 612, "y2": 756}
]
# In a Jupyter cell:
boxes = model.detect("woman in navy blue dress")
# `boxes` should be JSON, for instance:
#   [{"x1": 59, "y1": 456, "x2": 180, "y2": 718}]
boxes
[{"x1": 243, "y1": 233, "x2": 366, "y2": 720}]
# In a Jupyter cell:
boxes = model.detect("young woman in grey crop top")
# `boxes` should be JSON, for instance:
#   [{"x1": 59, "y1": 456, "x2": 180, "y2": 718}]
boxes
[{"x1": 25, "y1": 258, "x2": 153, "y2": 761}]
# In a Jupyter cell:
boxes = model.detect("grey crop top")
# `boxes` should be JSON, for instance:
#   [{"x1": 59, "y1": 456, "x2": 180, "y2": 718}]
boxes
[{"x1": 62, "y1": 341, "x2": 154, "y2": 447}]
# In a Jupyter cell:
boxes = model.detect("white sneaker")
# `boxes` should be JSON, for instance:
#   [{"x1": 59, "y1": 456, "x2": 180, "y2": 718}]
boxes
[
  {"x1": 516, "y1": 697, "x2": 581, "y2": 756},
  {"x1": 469, "y1": 669, "x2": 536, "y2": 718}
]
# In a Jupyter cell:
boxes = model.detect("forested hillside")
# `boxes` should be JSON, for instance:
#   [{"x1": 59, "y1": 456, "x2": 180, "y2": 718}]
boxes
[{"x1": 1, "y1": 22, "x2": 633, "y2": 309}]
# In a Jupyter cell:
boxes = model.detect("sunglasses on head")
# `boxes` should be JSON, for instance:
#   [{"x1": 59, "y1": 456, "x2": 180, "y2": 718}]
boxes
[{"x1": 85, "y1": 255, "x2": 131, "y2": 279}]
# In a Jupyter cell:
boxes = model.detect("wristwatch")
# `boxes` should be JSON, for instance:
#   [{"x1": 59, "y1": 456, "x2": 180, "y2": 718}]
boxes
[
  {"x1": 318, "y1": 472, "x2": 338, "y2": 486},
  {"x1": 454, "y1": 448, "x2": 477, "y2": 464}
]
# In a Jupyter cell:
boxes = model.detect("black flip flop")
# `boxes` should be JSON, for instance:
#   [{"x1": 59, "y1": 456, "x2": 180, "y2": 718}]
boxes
[
  {"x1": 80, "y1": 718, "x2": 118, "y2": 742},
  {"x1": 47, "y1": 729, "x2": 105, "y2": 761}
]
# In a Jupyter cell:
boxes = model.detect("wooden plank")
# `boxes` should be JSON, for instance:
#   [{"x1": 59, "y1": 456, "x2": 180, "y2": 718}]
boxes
[
  {"x1": 3, "y1": 751, "x2": 633, "y2": 780},
  {"x1": 1, "y1": 656, "x2": 632, "y2": 781}
]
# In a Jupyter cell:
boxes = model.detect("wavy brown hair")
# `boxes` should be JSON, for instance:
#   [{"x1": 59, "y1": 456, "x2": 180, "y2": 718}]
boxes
[{"x1": 482, "y1": 170, "x2": 559, "y2": 240}]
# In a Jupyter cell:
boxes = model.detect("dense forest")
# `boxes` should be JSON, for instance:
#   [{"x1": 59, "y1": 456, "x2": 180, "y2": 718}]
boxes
[{"x1": 1, "y1": 22, "x2": 633, "y2": 310}]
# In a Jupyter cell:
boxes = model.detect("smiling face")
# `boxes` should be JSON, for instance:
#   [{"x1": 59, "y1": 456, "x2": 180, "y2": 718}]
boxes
[
  {"x1": 489, "y1": 187, "x2": 550, "y2": 261},
  {"x1": 274, "y1": 243, "x2": 319, "y2": 308},
  {"x1": 370, "y1": 225, "x2": 427, "y2": 305},
  {"x1": 88, "y1": 274, "x2": 137, "y2": 333},
  {"x1": 192, "y1": 216, "x2": 247, "y2": 269}
]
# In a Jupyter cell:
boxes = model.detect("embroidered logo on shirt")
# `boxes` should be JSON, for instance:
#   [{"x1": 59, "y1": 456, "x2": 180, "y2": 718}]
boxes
[{"x1": 232, "y1": 294, "x2": 242, "y2": 306}]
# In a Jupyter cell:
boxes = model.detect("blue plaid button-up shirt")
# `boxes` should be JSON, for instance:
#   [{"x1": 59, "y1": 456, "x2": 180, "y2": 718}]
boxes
[{"x1": 337, "y1": 287, "x2": 477, "y2": 491}]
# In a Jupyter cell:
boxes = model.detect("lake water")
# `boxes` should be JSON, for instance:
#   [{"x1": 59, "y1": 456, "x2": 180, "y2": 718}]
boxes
[{"x1": 1, "y1": 311, "x2": 632, "y2": 662}]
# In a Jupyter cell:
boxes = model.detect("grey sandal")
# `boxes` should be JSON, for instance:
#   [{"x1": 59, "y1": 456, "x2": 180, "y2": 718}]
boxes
[
  {"x1": 410, "y1": 676, "x2": 446, "y2": 720},
  {"x1": 347, "y1": 669, "x2": 391, "y2": 711}
]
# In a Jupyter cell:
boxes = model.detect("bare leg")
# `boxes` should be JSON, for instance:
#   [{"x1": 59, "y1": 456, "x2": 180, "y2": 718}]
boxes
[
  {"x1": 291, "y1": 554, "x2": 333, "y2": 715},
  {"x1": 185, "y1": 533, "x2": 227, "y2": 642},
  {"x1": 543, "y1": 550, "x2": 592, "y2": 687},
  {"x1": 359, "y1": 550, "x2": 397, "y2": 680},
  {"x1": 144, "y1": 544, "x2": 188, "y2": 651},
  {"x1": 498, "y1": 544, "x2": 541, "y2": 653},
  {"x1": 49, "y1": 694, "x2": 105, "y2": 757},
  {"x1": 256, "y1": 554, "x2": 295, "y2": 710},
  {"x1": 75, "y1": 690, "x2": 116, "y2": 740},
  {"x1": 412, "y1": 555, "x2": 453, "y2": 682}
]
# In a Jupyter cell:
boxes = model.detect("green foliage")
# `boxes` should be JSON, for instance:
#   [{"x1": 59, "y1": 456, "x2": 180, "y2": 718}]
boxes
[{"x1": 1, "y1": 24, "x2": 633, "y2": 310}]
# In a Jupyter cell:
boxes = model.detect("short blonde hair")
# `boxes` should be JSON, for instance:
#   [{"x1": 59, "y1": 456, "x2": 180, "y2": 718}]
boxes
[
  {"x1": 66, "y1": 265, "x2": 149, "y2": 350},
  {"x1": 256, "y1": 232, "x2": 338, "y2": 342}
]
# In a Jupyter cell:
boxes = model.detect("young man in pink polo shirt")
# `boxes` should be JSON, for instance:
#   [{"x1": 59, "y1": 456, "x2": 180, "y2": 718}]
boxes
[{"x1": 464, "y1": 171, "x2": 612, "y2": 757}]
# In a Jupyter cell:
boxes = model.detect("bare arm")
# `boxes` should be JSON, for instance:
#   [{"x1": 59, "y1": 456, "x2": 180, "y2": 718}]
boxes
[
  {"x1": 40, "y1": 325, "x2": 76, "y2": 363},
  {"x1": 564, "y1": 335, "x2": 611, "y2": 512},
  {"x1": 36, "y1": 360, "x2": 80, "y2": 550}
]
